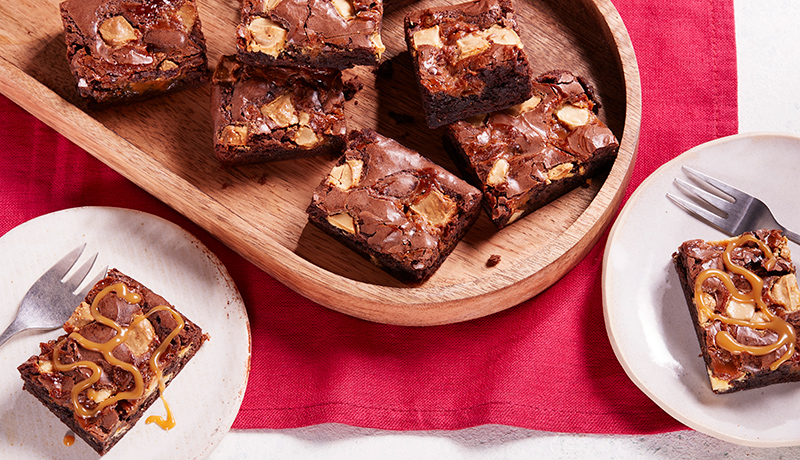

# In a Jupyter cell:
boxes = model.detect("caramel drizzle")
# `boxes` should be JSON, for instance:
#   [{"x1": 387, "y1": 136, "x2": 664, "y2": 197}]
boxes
[
  {"x1": 52, "y1": 283, "x2": 185, "y2": 429},
  {"x1": 694, "y1": 234, "x2": 796, "y2": 370}
]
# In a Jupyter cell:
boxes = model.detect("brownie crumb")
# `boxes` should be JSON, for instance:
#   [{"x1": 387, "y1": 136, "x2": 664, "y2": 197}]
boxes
[
  {"x1": 486, "y1": 254, "x2": 501, "y2": 267},
  {"x1": 343, "y1": 76, "x2": 364, "y2": 101}
]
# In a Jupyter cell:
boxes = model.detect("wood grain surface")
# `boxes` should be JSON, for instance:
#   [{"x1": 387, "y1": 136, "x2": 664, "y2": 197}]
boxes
[{"x1": 0, "y1": 0, "x2": 640, "y2": 326}]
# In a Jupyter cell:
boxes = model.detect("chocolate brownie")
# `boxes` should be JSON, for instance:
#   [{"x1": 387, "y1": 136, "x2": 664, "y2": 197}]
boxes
[
  {"x1": 673, "y1": 230, "x2": 800, "y2": 394},
  {"x1": 443, "y1": 70, "x2": 619, "y2": 228},
  {"x1": 211, "y1": 56, "x2": 347, "y2": 166},
  {"x1": 236, "y1": 0, "x2": 385, "y2": 70},
  {"x1": 306, "y1": 129, "x2": 483, "y2": 283},
  {"x1": 18, "y1": 269, "x2": 206, "y2": 454},
  {"x1": 60, "y1": 0, "x2": 210, "y2": 104},
  {"x1": 403, "y1": 0, "x2": 533, "y2": 128}
]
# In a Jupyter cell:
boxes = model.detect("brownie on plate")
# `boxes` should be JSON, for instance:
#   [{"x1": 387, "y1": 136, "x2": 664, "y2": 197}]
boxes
[
  {"x1": 18, "y1": 269, "x2": 206, "y2": 455},
  {"x1": 211, "y1": 55, "x2": 347, "y2": 166},
  {"x1": 403, "y1": 0, "x2": 533, "y2": 128},
  {"x1": 673, "y1": 230, "x2": 800, "y2": 394},
  {"x1": 236, "y1": 0, "x2": 385, "y2": 70},
  {"x1": 443, "y1": 70, "x2": 619, "y2": 228},
  {"x1": 60, "y1": 0, "x2": 210, "y2": 104},
  {"x1": 306, "y1": 129, "x2": 483, "y2": 283}
]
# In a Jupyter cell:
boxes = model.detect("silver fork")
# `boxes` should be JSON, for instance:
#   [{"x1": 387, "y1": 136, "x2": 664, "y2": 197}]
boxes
[
  {"x1": 666, "y1": 166, "x2": 800, "y2": 244},
  {"x1": 0, "y1": 245, "x2": 105, "y2": 348}
]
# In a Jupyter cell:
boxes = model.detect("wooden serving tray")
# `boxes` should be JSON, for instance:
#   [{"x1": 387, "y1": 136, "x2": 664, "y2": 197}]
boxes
[{"x1": 0, "y1": 0, "x2": 640, "y2": 326}]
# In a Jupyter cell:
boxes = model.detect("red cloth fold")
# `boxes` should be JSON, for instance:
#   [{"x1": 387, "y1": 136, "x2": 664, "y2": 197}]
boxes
[{"x1": 0, "y1": 0, "x2": 736, "y2": 434}]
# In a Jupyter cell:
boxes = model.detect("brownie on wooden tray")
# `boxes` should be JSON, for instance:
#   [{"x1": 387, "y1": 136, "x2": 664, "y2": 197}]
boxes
[
  {"x1": 18, "y1": 269, "x2": 206, "y2": 455},
  {"x1": 306, "y1": 129, "x2": 483, "y2": 283},
  {"x1": 673, "y1": 230, "x2": 800, "y2": 394},
  {"x1": 237, "y1": 0, "x2": 385, "y2": 70},
  {"x1": 59, "y1": 0, "x2": 210, "y2": 104},
  {"x1": 211, "y1": 56, "x2": 347, "y2": 166},
  {"x1": 443, "y1": 70, "x2": 619, "y2": 228},
  {"x1": 403, "y1": 0, "x2": 533, "y2": 128}
]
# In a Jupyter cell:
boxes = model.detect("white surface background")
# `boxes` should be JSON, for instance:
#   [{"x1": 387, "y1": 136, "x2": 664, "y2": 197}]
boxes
[{"x1": 207, "y1": 2, "x2": 800, "y2": 458}]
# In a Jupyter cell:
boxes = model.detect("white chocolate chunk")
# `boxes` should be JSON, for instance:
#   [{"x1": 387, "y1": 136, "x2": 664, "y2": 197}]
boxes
[
  {"x1": 99, "y1": 16, "x2": 138, "y2": 47},
  {"x1": 725, "y1": 298, "x2": 756, "y2": 320},
  {"x1": 220, "y1": 125, "x2": 248, "y2": 146},
  {"x1": 486, "y1": 158, "x2": 509, "y2": 186},
  {"x1": 772, "y1": 273, "x2": 800, "y2": 313},
  {"x1": 556, "y1": 103, "x2": 591, "y2": 129},
  {"x1": 246, "y1": 17, "x2": 287, "y2": 56},
  {"x1": 293, "y1": 126, "x2": 319, "y2": 147},
  {"x1": 484, "y1": 25, "x2": 523, "y2": 47},
  {"x1": 262, "y1": 94, "x2": 299, "y2": 127},
  {"x1": 262, "y1": 0, "x2": 282, "y2": 12},
  {"x1": 412, "y1": 26, "x2": 443, "y2": 48},
  {"x1": 328, "y1": 212, "x2": 356, "y2": 234},
  {"x1": 506, "y1": 95, "x2": 542, "y2": 116},
  {"x1": 371, "y1": 32, "x2": 385, "y2": 57},
  {"x1": 410, "y1": 189, "x2": 457, "y2": 227},
  {"x1": 547, "y1": 163, "x2": 574, "y2": 181},
  {"x1": 332, "y1": 0, "x2": 356, "y2": 19},
  {"x1": 328, "y1": 159, "x2": 364, "y2": 190},
  {"x1": 456, "y1": 33, "x2": 490, "y2": 60}
]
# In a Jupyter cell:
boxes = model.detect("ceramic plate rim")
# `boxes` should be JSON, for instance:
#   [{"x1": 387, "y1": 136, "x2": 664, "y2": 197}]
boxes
[
  {"x1": 603, "y1": 132, "x2": 800, "y2": 447},
  {"x1": 0, "y1": 206, "x2": 250, "y2": 459}
]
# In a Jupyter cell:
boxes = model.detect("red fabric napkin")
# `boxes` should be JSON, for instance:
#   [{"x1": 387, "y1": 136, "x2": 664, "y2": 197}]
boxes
[{"x1": 0, "y1": 0, "x2": 736, "y2": 435}]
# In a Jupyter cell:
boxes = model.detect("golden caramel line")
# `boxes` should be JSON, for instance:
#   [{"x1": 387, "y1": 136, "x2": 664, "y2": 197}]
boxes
[
  {"x1": 145, "y1": 305, "x2": 185, "y2": 430},
  {"x1": 52, "y1": 283, "x2": 184, "y2": 426},
  {"x1": 694, "y1": 234, "x2": 796, "y2": 370}
]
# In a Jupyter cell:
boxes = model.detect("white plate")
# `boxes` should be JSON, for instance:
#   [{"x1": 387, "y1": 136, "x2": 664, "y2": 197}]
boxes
[
  {"x1": 0, "y1": 207, "x2": 250, "y2": 458},
  {"x1": 603, "y1": 132, "x2": 800, "y2": 447}
]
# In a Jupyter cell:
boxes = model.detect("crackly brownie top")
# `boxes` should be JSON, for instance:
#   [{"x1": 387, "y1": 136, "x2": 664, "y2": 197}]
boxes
[
  {"x1": 677, "y1": 230, "x2": 800, "y2": 385},
  {"x1": 447, "y1": 71, "x2": 618, "y2": 213},
  {"x1": 309, "y1": 129, "x2": 481, "y2": 266},
  {"x1": 238, "y1": 0, "x2": 384, "y2": 59},
  {"x1": 404, "y1": 0, "x2": 527, "y2": 95},
  {"x1": 61, "y1": 0, "x2": 205, "y2": 66},
  {"x1": 211, "y1": 56, "x2": 346, "y2": 150},
  {"x1": 18, "y1": 269, "x2": 203, "y2": 434}
]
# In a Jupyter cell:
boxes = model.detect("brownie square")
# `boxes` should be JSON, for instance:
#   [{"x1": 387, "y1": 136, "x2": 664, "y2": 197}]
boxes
[
  {"x1": 211, "y1": 56, "x2": 347, "y2": 166},
  {"x1": 403, "y1": 0, "x2": 533, "y2": 128},
  {"x1": 306, "y1": 129, "x2": 483, "y2": 283},
  {"x1": 236, "y1": 0, "x2": 385, "y2": 70},
  {"x1": 443, "y1": 70, "x2": 619, "y2": 228},
  {"x1": 673, "y1": 230, "x2": 800, "y2": 394},
  {"x1": 18, "y1": 269, "x2": 206, "y2": 455},
  {"x1": 59, "y1": 0, "x2": 210, "y2": 104}
]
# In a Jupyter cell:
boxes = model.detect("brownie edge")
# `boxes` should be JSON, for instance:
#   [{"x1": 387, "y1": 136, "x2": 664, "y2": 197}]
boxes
[
  {"x1": 306, "y1": 129, "x2": 483, "y2": 283},
  {"x1": 17, "y1": 268, "x2": 206, "y2": 455},
  {"x1": 673, "y1": 230, "x2": 800, "y2": 394}
]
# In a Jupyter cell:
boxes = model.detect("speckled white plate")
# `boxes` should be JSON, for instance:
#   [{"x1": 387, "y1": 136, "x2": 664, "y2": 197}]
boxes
[
  {"x1": 603, "y1": 133, "x2": 800, "y2": 447},
  {"x1": 0, "y1": 207, "x2": 250, "y2": 458}
]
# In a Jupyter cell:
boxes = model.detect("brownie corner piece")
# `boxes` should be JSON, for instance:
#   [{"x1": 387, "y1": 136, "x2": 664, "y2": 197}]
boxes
[
  {"x1": 236, "y1": 0, "x2": 385, "y2": 69},
  {"x1": 403, "y1": 0, "x2": 533, "y2": 128},
  {"x1": 211, "y1": 55, "x2": 348, "y2": 166},
  {"x1": 672, "y1": 229, "x2": 800, "y2": 394},
  {"x1": 59, "y1": 0, "x2": 210, "y2": 104},
  {"x1": 17, "y1": 268, "x2": 206, "y2": 455},
  {"x1": 443, "y1": 70, "x2": 619, "y2": 228},
  {"x1": 306, "y1": 129, "x2": 482, "y2": 283}
]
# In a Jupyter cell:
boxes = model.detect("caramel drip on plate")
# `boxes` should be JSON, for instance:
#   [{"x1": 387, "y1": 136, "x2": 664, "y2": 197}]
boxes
[
  {"x1": 63, "y1": 433, "x2": 75, "y2": 446},
  {"x1": 52, "y1": 283, "x2": 185, "y2": 429},
  {"x1": 694, "y1": 234, "x2": 796, "y2": 370}
]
